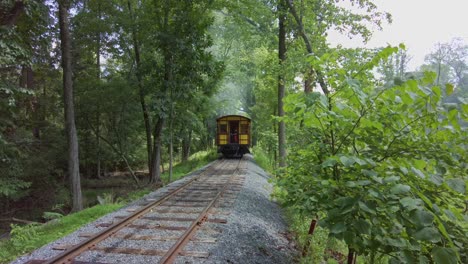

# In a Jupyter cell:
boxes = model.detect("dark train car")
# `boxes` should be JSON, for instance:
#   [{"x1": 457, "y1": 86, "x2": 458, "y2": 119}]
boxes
[{"x1": 216, "y1": 115, "x2": 251, "y2": 158}]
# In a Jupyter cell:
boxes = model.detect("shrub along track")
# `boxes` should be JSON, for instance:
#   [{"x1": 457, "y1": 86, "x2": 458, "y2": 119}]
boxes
[{"x1": 25, "y1": 158, "x2": 246, "y2": 264}]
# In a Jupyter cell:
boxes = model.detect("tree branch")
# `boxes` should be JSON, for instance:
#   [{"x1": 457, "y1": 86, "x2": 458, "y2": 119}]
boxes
[{"x1": 286, "y1": 0, "x2": 330, "y2": 95}]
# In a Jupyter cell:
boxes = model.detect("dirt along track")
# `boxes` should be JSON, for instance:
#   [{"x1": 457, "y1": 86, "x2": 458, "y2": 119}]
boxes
[{"x1": 13, "y1": 155, "x2": 297, "y2": 264}]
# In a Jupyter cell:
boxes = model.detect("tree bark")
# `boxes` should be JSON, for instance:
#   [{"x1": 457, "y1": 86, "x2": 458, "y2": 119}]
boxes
[
  {"x1": 182, "y1": 130, "x2": 192, "y2": 162},
  {"x1": 149, "y1": 118, "x2": 165, "y2": 184},
  {"x1": 347, "y1": 247, "x2": 357, "y2": 264},
  {"x1": 58, "y1": 0, "x2": 83, "y2": 212},
  {"x1": 169, "y1": 82, "x2": 174, "y2": 182},
  {"x1": 20, "y1": 66, "x2": 40, "y2": 138},
  {"x1": 278, "y1": 0, "x2": 287, "y2": 168},
  {"x1": 96, "y1": 1, "x2": 102, "y2": 179},
  {"x1": 127, "y1": 0, "x2": 153, "y2": 179}
]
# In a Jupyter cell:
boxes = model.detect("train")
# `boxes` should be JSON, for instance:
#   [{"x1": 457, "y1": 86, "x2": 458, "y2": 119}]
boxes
[{"x1": 216, "y1": 115, "x2": 251, "y2": 158}]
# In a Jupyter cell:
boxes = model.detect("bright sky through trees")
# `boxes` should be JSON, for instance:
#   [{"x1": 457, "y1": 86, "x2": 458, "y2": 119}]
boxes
[{"x1": 328, "y1": 0, "x2": 468, "y2": 70}]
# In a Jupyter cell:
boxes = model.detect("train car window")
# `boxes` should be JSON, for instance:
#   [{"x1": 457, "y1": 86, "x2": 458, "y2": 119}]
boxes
[
  {"x1": 240, "y1": 124, "x2": 249, "y2": 134},
  {"x1": 219, "y1": 124, "x2": 227, "y2": 133}
]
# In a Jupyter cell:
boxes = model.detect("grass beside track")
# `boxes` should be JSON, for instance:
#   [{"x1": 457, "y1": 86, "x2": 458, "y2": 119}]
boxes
[
  {"x1": 0, "y1": 149, "x2": 217, "y2": 264},
  {"x1": 0, "y1": 204, "x2": 122, "y2": 263}
]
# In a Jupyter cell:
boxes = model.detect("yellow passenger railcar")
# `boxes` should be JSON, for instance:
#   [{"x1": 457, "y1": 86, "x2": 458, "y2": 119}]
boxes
[{"x1": 216, "y1": 115, "x2": 251, "y2": 158}]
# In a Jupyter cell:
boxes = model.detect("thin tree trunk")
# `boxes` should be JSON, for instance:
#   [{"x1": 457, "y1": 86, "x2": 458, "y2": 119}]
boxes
[
  {"x1": 96, "y1": 111, "x2": 101, "y2": 178},
  {"x1": 278, "y1": 0, "x2": 287, "y2": 168},
  {"x1": 87, "y1": 121, "x2": 140, "y2": 186},
  {"x1": 58, "y1": 0, "x2": 82, "y2": 212},
  {"x1": 169, "y1": 124, "x2": 173, "y2": 182},
  {"x1": 96, "y1": 1, "x2": 102, "y2": 179},
  {"x1": 21, "y1": 66, "x2": 40, "y2": 139},
  {"x1": 182, "y1": 130, "x2": 191, "y2": 162},
  {"x1": 347, "y1": 247, "x2": 357, "y2": 264},
  {"x1": 149, "y1": 118, "x2": 165, "y2": 184},
  {"x1": 128, "y1": 0, "x2": 153, "y2": 178},
  {"x1": 169, "y1": 86, "x2": 174, "y2": 182}
]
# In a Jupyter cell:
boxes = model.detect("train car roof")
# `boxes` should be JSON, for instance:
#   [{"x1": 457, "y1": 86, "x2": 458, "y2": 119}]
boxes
[{"x1": 216, "y1": 115, "x2": 251, "y2": 121}]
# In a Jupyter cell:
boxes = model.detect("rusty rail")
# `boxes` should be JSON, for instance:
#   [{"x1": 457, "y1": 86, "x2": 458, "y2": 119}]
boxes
[{"x1": 42, "y1": 160, "x2": 226, "y2": 264}]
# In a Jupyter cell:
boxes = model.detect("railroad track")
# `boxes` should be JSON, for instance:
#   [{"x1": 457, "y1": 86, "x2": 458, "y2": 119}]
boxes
[{"x1": 26, "y1": 158, "x2": 247, "y2": 264}]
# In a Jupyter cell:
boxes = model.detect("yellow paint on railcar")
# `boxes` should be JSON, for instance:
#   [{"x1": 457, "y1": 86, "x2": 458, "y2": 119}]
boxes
[{"x1": 216, "y1": 115, "x2": 251, "y2": 146}]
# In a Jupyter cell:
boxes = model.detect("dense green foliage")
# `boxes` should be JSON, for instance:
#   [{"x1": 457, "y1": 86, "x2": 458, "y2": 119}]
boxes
[
  {"x1": 0, "y1": 0, "x2": 222, "y2": 217},
  {"x1": 274, "y1": 46, "x2": 468, "y2": 263},
  {"x1": 1, "y1": 0, "x2": 467, "y2": 263}
]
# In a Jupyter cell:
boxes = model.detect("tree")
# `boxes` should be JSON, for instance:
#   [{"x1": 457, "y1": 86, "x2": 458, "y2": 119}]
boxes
[
  {"x1": 378, "y1": 48, "x2": 412, "y2": 86},
  {"x1": 277, "y1": 0, "x2": 287, "y2": 167},
  {"x1": 58, "y1": 0, "x2": 82, "y2": 212},
  {"x1": 424, "y1": 42, "x2": 452, "y2": 86}
]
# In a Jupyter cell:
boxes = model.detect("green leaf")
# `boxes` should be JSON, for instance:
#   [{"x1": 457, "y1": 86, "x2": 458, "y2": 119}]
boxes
[
  {"x1": 384, "y1": 237, "x2": 407, "y2": 248},
  {"x1": 448, "y1": 109, "x2": 458, "y2": 123},
  {"x1": 340, "y1": 156, "x2": 355, "y2": 167},
  {"x1": 413, "y1": 227, "x2": 441, "y2": 242},
  {"x1": 321, "y1": 158, "x2": 337, "y2": 168},
  {"x1": 432, "y1": 85, "x2": 441, "y2": 98},
  {"x1": 336, "y1": 197, "x2": 356, "y2": 214},
  {"x1": 411, "y1": 167, "x2": 425, "y2": 179},
  {"x1": 343, "y1": 231, "x2": 356, "y2": 245},
  {"x1": 390, "y1": 184, "x2": 411, "y2": 194},
  {"x1": 431, "y1": 247, "x2": 458, "y2": 264},
  {"x1": 330, "y1": 222, "x2": 347, "y2": 234},
  {"x1": 462, "y1": 104, "x2": 468, "y2": 115},
  {"x1": 400, "y1": 167, "x2": 409, "y2": 175},
  {"x1": 413, "y1": 159, "x2": 426, "y2": 170},
  {"x1": 358, "y1": 201, "x2": 376, "y2": 215},
  {"x1": 399, "y1": 197, "x2": 421, "y2": 210},
  {"x1": 319, "y1": 94, "x2": 329, "y2": 109},
  {"x1": 354, "y1": 219, "x2": 371, "y2": 234},
  {"x1": 445, "y1": 178, "x2": 466, "y2": 194},
  {"x1": 445, "y1": 83, "x2": 454, "y2": 96},
  {"x1": 356, "y1": 180, "x2": 371, "y2": 186},
  {"x1": 362, "y1": 169, "x2": 378, "y2": 177},
  {"x1": 429, "y1": 174, "x2": 443, "y2": 186},
  {"x1": 411, "y1": 210, "x2": 434, "y2": 227},
  {"x1": 384, "y1": 176, "x2": 400, "y2": 183}
]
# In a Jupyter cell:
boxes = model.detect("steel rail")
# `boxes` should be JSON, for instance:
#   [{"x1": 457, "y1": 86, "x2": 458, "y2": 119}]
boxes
[
  {"x1": 159, "y1": 158, "x2": 244, "y2": 264},
  {"x1": 43, "y1": 159, "x2": 226, "y2": 264}
]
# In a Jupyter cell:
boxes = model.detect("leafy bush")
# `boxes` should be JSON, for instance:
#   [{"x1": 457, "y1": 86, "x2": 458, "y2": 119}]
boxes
[{"x1": 275, "y1": 46, "x2": 468, "y2": 263}]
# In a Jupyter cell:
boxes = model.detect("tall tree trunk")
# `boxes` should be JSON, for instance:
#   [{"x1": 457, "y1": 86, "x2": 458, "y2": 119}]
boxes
[
  {"x1": 278, "y1": 0, "x2": 287, "y2": 168},
  {"x1": 149, "y1": 118, "x2": 165, "y2": 184},
  {"x1": 96, "y1": 1, "x2": 102, "y2": 179},
  {"x1": 58, "y1": 0, "x2": 82, "y2": 212},
  {"x1": 20, "y1": 66, "x2": 40, "y2": 138},
  {"x1": 168, "y1": 82, "x2": 174, "y2": 182},
  {"x1": 182, "y1": 130, "x2": 191, "y2": 162},
  {"x1": 128, "y1": 0, "x2": 153, "y2": 178}
]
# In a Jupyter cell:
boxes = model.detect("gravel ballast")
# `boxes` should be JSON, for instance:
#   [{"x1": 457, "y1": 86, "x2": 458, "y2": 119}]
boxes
[{"x1": 12, "y1": 155, "x2": 297, "y2": 263}]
